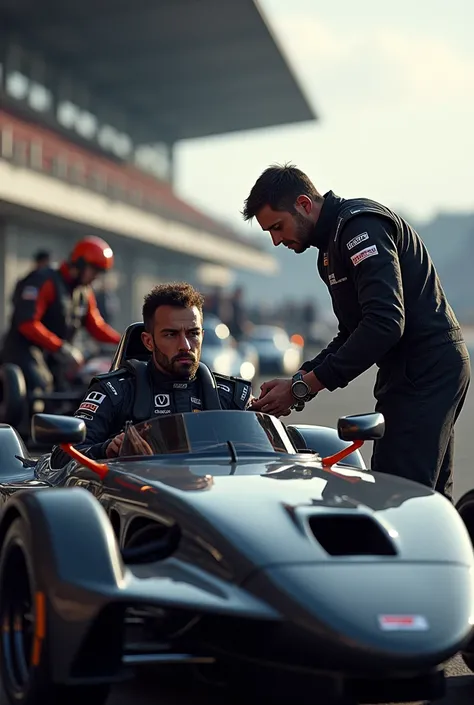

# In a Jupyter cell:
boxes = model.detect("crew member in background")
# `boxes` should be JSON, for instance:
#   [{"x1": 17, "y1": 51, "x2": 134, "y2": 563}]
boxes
[
  {"x1": 0, "y1": 236, "x2": 121, "y2": 396},
  {"x1": 10, "y1": 249, "x2": 51, "y2": 304},
  {"x1": 29, "y1": 249, "x2": 51, "y2": 272}
]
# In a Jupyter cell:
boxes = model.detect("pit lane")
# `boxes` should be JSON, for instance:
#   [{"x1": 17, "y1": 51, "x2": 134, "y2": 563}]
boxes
[{"x1": 2, "y1": 368, "x2": 472, "y2": 705}]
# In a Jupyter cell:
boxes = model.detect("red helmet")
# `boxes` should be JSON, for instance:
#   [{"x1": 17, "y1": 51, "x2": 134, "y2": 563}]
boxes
[{"x1": 70, "y1": 236, "x2": 114, "y2": 271}]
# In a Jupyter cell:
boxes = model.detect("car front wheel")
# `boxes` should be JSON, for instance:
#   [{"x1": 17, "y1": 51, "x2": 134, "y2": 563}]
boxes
[{"x1": 0, "y1": 517, "x2": 110, "y2": 705}]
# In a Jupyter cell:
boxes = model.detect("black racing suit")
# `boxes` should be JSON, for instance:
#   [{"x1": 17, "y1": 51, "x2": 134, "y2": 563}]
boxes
[
  {"x1": 300, "y1": 191, "x2": 470, "y2": 500},
  {"x1": 50, "y1": 359, "x2": 253, "y2": 467}
]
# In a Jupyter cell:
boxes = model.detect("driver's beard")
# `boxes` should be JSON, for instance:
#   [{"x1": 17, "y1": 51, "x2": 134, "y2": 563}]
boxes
[
  {"x1": 152, "y1": 338, "x2": 200, "y2": 380},
  {"x1": 292, "y1": 212, "x2": 313, "y2": 253}
]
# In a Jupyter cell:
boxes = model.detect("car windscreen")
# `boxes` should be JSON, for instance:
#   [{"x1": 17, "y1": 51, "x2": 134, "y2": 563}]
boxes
[{"x1": 118, "y1": 410, "x2": 296, "y2": 457}]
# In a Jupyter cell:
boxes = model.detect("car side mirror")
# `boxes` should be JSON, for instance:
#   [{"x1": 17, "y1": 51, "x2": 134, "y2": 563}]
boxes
[
  {"x1": 31, "y1": 413, "x2": 86, "y2": 446},
  {"x1": 337, "y1": 413, "x2": 385, "y2": 442}
]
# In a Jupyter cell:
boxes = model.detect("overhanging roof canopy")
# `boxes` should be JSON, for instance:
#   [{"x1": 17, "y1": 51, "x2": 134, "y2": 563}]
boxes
[{"x1": 0, "y1": 0, "x2": 317, "y2": 143}]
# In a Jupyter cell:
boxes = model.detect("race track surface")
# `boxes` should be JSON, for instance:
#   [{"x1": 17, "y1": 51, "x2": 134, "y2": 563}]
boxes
[{"x1": 4, "y1": 368, "x2": 473, "y2": 705}]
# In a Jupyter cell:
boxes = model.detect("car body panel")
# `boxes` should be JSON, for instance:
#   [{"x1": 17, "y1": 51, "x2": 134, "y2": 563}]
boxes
[{"x1": 0, "y1": 409, "x2": 473, "y2": 701}]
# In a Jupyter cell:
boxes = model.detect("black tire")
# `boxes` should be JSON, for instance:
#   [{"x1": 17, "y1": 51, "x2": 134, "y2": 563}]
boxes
[
  {"x1": 0, "y1": 364, "x2": 27, "y2": 427},
  {"x1": 456, "y1": 491, "x2": 474, "y2": 673},
  {"x1": 456, "y1": 489, "x2": 474, "y2": 527},
  {"x1": 0, "y1": 517, "x2": 110, "y2": 705}
]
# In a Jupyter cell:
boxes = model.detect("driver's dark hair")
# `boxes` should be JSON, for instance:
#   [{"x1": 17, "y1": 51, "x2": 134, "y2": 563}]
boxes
[
  {"x1": 142, "y1": 282, "x2": 204, "y2": 332},
  {"x1": 242, "y1": 163, "x2": 323, "y2": 221}
]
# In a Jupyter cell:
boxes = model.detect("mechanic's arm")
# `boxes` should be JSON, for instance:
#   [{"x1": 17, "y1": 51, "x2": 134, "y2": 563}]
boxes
[
  {"x1": 49, "y1": 384, "x2": 117, "y2": 467},
  {"x1": 299, "y1": 322, "x2": 350, "y2": 373},
  {"x1": 85, "y1": 290, "x2": 121, "y2": 345},
  {"x1": 17, "y1": 280, "x2": 64, "y2": 352},
  {"x1": 309, "y1": 216, "x2": 405, "y2": 391}
]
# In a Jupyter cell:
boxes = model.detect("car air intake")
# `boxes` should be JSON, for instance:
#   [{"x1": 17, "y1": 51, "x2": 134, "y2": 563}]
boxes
[{"x1": 308, "y1": 514, "x2": 397, "y2": 556}]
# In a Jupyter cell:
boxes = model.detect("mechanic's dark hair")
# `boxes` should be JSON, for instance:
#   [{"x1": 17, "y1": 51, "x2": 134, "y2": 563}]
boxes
[
  {"x1": 242, "y1": 163, "x2": 323, "y2": 221},
  {"x1": 142, "y1": 282, "x2": 204, "y2": 332},
  {"x1": 34, "y1": 250, "x2": 50, "y2": 263}
]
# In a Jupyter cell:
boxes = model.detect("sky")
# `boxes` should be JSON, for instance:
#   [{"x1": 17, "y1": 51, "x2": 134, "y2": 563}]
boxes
[{"x1": 174, "y1": 0, "x2": 474, "y2": 239}]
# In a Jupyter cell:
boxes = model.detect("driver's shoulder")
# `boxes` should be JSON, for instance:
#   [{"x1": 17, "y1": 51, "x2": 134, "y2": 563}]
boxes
[
  {"x1": 88, "y1": 366, "x2": 134, "y2": 406},
  {"x1": 213, "y1": 372, "x2": 252, "y2": 410}
]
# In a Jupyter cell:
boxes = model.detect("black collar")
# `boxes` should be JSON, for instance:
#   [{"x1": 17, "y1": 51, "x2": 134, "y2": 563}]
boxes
[{"x1": 310, "y1": 190, "x2": 346, "y2": 250}]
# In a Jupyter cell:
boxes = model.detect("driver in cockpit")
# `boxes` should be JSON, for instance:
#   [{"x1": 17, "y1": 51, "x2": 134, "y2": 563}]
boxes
[{"x1": 50, "y1": 282, "x2": 253, "y2": 466}]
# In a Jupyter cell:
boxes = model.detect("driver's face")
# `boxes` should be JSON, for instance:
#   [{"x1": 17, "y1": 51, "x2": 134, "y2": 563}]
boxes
[
  {"x1": 256, "y1": 202, "x2": 315, "y2": 254},
  {"x1": 142, "y1": 305, "x2": 203, "y2": 379}
]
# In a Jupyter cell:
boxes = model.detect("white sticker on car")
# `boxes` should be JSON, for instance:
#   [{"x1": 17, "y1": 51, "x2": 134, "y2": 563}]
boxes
[
  {"x1": 350, "y1": 244, "x2": 378, "y2": 267},
  {"x1": 378, "y1": 615, "x2": 429, "y2": 631}
]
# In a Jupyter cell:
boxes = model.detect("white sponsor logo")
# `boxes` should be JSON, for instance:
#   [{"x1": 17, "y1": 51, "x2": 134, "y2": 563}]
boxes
[
  {"x1": 328, "y1": 273, "x2": 348, "y2": 286},
  {"x1": 173, "y1": 383, "x2": 187, "y2": 389},
  {"x1": 86, "y1": 391, "x2": 106, "y2": 404},
  {"x1": 350, "y1": 244, "x2": 378, "y2": 267},
  {"x1": 218, "y1": 384, "x2": 231, "y2": 393},
  {"x1": 106, "y1": 382, "x2": 118, "y2": 395},
  {"x1": 76, "y1": 412, "x2": 94, "y2": 421},
  {"x1": 378, "y1": 615, "x2": 429, "y2": 632},
  {"x1": 346, "y1": 232, "x2": 369, "y2": 250},
  {"x1": 154, "y1": 394, "x2": 170, "y2": 407},
  {"x1": 191, "y1": 397, "x2": 202, "y2": 405},
  {"x1": 154, "y1": 408, "x2": 171, "y2": 415},
  {"x1": 22, "y1": 286, "x2": 38, "y2": 301},
  {"x1": 240, "y1": 387, "x2": 249, "y2": 402}
]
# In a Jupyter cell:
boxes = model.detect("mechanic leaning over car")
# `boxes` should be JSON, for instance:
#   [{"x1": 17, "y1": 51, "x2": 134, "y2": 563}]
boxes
[
  {"x1": 244, "y1": 164, "x2": 470, "y2": 502},
  {"x1": 49, "y1": 282, "x2": 253, "y2": 467},
  {"x1": 0, "y1": 236, "x2": 121, "y2": 396}
]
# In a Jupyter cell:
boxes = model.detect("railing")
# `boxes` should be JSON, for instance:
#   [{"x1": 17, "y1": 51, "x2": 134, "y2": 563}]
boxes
[{"x1": 0, "y1": 110, "x2": 252, "y2": 247}]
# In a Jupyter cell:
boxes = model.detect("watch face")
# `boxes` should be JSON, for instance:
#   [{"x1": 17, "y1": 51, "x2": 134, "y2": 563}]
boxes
[{"x1": 293, "y1": 380, "x2": 309, "y2": 399}]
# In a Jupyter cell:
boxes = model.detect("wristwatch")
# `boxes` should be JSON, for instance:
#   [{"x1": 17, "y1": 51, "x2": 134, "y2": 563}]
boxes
[{"x1": 291, "y1": 372, "x2": 314, "y2": 403}]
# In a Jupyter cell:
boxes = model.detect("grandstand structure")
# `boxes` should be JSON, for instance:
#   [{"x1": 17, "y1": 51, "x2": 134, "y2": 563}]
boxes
[{"x1": 0, "y1": 0, "x2": 317, "y2": 330}]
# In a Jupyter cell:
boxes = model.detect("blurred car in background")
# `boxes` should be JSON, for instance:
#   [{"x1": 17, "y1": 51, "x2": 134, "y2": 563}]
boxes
[
  {"x1": 74, "y1": 352, "x2": 114, "y2": 388},
  {"x1": 201, "y1": 315, "x2": 258, "y2": 381},
  {"x1": 0, "y1": 348, "x2": 115, "y2": 447},
  {"x1": 245, "y1": 325, "x2": 303, "y2": 376}
]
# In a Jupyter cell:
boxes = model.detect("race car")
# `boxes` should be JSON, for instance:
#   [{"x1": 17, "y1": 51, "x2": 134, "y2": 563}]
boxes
[
  {"x1": 0, "y1": 322, "x2": 473, "y2": 705},
  {"x1": 0, "y1": 347, "x2": 114, "y2": 446},
  {"x1": 0, "y1": 405, "x2": 473, "y2": 700}
]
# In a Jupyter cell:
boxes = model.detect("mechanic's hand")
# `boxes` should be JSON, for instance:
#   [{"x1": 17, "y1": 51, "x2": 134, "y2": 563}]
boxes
[
  {"x1": 250, "y1": 378, "x2": 294, "y2": 418},
  {"x1": 106, "y1": 432, "x2": 125, "y2": 458}
]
